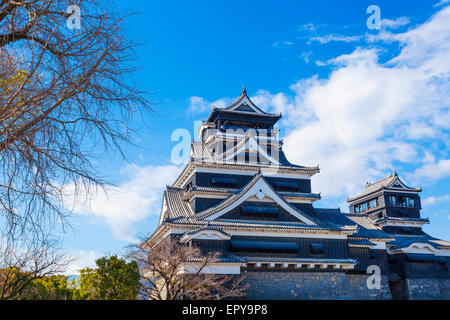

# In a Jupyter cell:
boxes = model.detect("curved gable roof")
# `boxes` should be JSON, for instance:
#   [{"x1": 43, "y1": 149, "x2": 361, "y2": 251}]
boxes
[{"x1": 194, "y1": 173, "x2": 318, "y2": 225}]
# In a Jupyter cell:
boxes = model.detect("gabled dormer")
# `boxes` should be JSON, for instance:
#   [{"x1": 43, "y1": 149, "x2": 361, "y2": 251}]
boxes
[{"x1": 203, "y1": 86, "x2": 282, "y2": 134}]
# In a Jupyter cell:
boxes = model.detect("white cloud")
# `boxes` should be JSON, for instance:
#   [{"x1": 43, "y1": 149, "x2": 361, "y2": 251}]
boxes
[
  {"x1": 273, "y1": 41, "x2": 293, "y2": 48},
  {"x1": 300, "y1": 23, "x2": 317, "y2": 32},
  {"x1": 251, "y1": 7, "x2": 450, "y2": 198},
  {"x1": 308, "y1": 34, "x2": 362, "y2": 44},
  {"x1": 369, "y1": 6, "x2": 450, "y2": 76},
  {"x1": 188, "y1": 96, "x2": 234, "y2": 114},
  {"x1": 380, "y1": 17, "x2": 410, "y2": 30},
  {"x1": 299, "y1": 23, "x2": 328, "y2": 33},
  {"x1": 187, "y1": 7, "x2": 450, "y2": 200},
  {"x1": 422, "y1": 194, "x2": 450, "y2": 206},
  {"x1": 65, "y1": 250, "x2": 102, "y2": 275},
  {"x1": 299, "y1": 51, "x2": 312, "y2": 63},
  {"x1": 434, "y1": 0, "x2": 450, "y2": 8},
  {"x1": 63, "y1": 164, "x2": 182, "y2": 242},
  {"x1": 411, "y1": 159, "x2": 450, "y2": 182}
]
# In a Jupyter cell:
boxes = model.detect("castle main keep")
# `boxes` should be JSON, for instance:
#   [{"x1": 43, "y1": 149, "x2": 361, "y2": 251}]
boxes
[{"x1": 146, "y1": 87, "x2": 450, "y2": 299}]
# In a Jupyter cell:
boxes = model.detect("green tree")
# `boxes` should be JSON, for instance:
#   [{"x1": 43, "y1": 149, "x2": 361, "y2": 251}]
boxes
[
  {"x1": 75, "y1": 256, "x2": 140, "y2": 300},
  {"x1": 26, "y1": 275, "x2": 73, "y2": 300}
]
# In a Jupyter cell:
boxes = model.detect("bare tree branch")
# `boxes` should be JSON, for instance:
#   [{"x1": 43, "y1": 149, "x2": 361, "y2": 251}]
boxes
[
  {"x1": 0, "y1": 0, "x2": 151, "y2": 241},
  {"x1": 127, "y1": 237, "x2": 247, "y2": 300}
]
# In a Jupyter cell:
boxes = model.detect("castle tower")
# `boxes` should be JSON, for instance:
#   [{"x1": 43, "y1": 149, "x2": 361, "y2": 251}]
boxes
[{"x1": 347, "y1": 172, "x2": 429, "y2": 236}]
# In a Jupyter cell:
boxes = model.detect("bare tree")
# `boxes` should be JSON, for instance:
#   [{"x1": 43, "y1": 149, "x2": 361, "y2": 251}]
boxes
[
  {"x1": 128, "y1": 238, "x2": 247, "y2": 300},
  {"x1": 0, "y1": 0, "x2": 151, "y2": 239},
  {"x1": 0, "y1": 0, "x2": 150, "y2": 299}
]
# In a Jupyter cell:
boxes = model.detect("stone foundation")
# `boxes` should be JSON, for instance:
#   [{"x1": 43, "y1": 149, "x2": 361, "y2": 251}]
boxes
[
  {"x1": 406, "y1": 278, "x2": 450, "y2": 300},
  {"x1": 243, "y1": 271, "x2": 392, "y2": 300},
  {"x1": 438, "y1": 279, "x2": 450, "y2": 300}
]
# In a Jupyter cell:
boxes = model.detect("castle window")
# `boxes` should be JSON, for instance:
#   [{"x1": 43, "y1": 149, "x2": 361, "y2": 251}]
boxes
[
  {"x1": 310, "y1": 243, "x2": 324, "y2": 255},
  {"x1": 406, "y1": 197, "x2": 414, "y2": 207},
  {"x1": 395, "y1": 196, "x2": 415, "y2": 207},
  {"x1": 388, "y1": 196, "x2": 396, "y2": 206},
  {"x1": 356, "y1": 202, "x2": 368, "y2": 213},
  {"x1": 210, "y1": 177, "x2": 236, "y2": 188},
  {"x1": 369, "y1": 199, "x2": 378, "y2": 209}
]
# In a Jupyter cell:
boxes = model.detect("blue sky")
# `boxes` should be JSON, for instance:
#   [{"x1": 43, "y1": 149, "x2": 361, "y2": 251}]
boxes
[{"x1": 63, "y1": 0, "x2": 450, "y2": 273}]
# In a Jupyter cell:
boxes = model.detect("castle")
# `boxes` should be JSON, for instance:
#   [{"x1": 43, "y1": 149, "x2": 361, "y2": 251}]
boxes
[{"x1": 146, "y1": 87, "x2": 450, "y2": 299}]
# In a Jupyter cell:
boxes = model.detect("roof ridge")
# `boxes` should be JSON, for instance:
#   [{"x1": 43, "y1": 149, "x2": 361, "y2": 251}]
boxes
[{"x1": 366, "y1": 173, "x2": 396, "y2": 187}]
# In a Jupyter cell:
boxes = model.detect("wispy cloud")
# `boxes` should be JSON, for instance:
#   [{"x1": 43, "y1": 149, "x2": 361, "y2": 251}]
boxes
[
  {"x1": 299, "y1": 51, "x2": 313, "y2": 63},
  {"x1": 65, "y1": 250, "x2": 102, "y2": 275},
  {"x1": 434, "y1": 0, "x2": 450, "y2": 8},
  {"x1": 411, "y1": 160, "x2": 450, "y2": 182},
  {"x1": 299, "y1": 23, "x2": 327, "y2": 33},
  {"x1": 273, "y1": 41, "x2": 294, "y2": 48},
  {"x1": 300, "y1": 23, "x2": 317, "y2": 32},
  {"x1": 422, "y1": 194, "x2": 450, "y2": 206},
  {"x1": 188, "y1": 96, "x2": 234, "y2": 114},
  {"x1": 380, "y1": 17, "x2": 410, "y2": 30},
  {"x1": 63, "y1": 164, "x2": 182, "y2": 242},
  {"x1": 308, "y1": 34, "x2": 362, "y2": 44}
]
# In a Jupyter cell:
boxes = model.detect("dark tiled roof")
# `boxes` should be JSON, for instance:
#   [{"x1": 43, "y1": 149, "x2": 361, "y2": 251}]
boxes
[{"x1": 314, "y1": 209, "x2": 393, "y2": 240}]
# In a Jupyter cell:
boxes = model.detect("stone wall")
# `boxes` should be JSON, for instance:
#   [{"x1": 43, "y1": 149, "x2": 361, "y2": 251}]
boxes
[
  {"x1": 243, "y1": 271, "x2": 392, "y2": 300},
  {"x1": 406, "y1": 278, "x2": 450, "y2": 300},
  {"x1": 438, "y1": 279, "x2": 450, "y2": 300}
]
